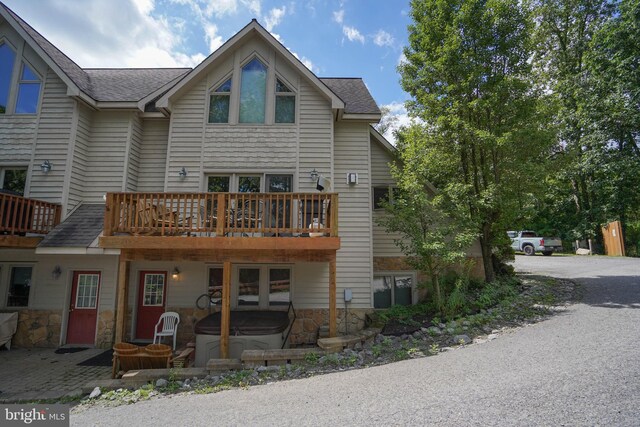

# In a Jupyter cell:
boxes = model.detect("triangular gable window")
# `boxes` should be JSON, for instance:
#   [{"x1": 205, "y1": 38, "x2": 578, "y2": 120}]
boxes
[{"x1": 0, "y1": 43, "x2": 16, "y2": 114}]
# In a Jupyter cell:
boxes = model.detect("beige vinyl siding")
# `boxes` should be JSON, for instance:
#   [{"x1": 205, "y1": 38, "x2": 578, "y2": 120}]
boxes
[
  {"x1": 297, "y1": 79, "x2": 333, "y2": 192},
  {"x1": 166, "y1": 80, "x2": 206, "y2": 191},
  {"x1": 0, "y1": 250, "x2": 118, "y2": 312},
  {"x1": 202, "y1": 126, "x2": 297, "y2": 171},
  {"x1": 67, "y1": 104, "x2": 91, "y2": 212},
  {"x1": 137, "y1": 119, "x2": 169, "y2": 192},
  {"x1": 0, "y1": 116, "x2": 37, "y2": 162},
  {"x1": 83, "y1": 111, "x2": 129, "y2": 203},
  {"x1": 334, "y1": 122, "x2": 373, "y2": 308},
  {"x1": 126, "y1": 114, "x2": 143, "y2": 192},
  {"x1": 28, "y1": 71, "x2": 74, "y2": 204},
  {"x1": 370, "y1": 139, "x2": 404, "y2": 257},
  {"x1": 293, "y1": 262, "x2": 330, "y2": 309}
]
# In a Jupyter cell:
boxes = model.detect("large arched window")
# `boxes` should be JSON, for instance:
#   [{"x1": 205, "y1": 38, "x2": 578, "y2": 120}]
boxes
[{"x1": 239, "y1": 58, "x2": 267, "y2": 123}]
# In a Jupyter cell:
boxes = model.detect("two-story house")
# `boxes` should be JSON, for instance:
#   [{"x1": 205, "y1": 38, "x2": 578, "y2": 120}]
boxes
[{"x1": 0, "y1": 3, "x2": 483, "y2": 356}]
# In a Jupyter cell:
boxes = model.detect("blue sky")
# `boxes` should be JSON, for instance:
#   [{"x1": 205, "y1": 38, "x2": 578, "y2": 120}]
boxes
[{"x1": 4, "y1": 0, "x2": 413, "y2": 135}]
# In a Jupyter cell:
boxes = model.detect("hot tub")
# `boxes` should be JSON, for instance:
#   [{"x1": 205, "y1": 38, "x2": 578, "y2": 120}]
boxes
[
  {"x1": 0, "y1": 312, "x2": 18, "y2": 349},
  {"x1": 194, "y1": 310, "x2": 291, "y2": 366}
]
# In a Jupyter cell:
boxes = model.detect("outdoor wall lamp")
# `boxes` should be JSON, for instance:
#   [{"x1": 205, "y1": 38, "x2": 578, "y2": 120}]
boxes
[
  {"x1": 172, "y1": 267, "x2": 181, "y2": 279},
  {"x1": 178, "y1": 167, "x2": 187, "y2": 178},
  {"x1": 310, "y1": 168, "x2": 319, "y2": 181},
  {"x1": 40, "y1": 160, "x2": 52, "y2": 173},
  {"x1": 52, "y1": 265, "x2": 62, "y2": 280}
]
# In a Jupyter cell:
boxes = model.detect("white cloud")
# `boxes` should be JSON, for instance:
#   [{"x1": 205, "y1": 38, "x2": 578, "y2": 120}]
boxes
[
  {"x1": 264, "y1": 6, "x2": 286, "y2": 31},
  {"x1": 343, "y1": 25, "x2": 364, "y2": 44},
  {"x1": 290, "y1": 50, "x2": 317, "y2": 73},
  {"x1": 332, "y1": 9, "x2": 344, "y2": 24},
  {"x1": 204, "y1": 0, "x2": 239, "y2": 17},
  {"x1": 398, "y1": 52, "x2": 407, "y2": 66},
  {"x1": 204, "y1": 23, "x2": 224, "y2": 53},
  {"x1": 6, "y1": 0, "x2": 207, "y2": 68},
  {"x1": 380, "y1": 101, "x2": 417, "y2": 145},
  {"x1": 373, "y1": 30, "x2": 394, "y2": 47}
]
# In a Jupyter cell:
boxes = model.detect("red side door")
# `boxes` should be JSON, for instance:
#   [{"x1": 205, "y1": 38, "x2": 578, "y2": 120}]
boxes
[
  {"x1": 135, "y1": 271, "x2": 167, "y2": 340},
  {"x1": 66, "y1": 271, "x2": 101, "y2": 345}
]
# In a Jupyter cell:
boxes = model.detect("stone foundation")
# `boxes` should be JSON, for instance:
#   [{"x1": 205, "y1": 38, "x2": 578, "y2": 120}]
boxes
[
  {"x1": 167, "y1": 306, "x2": 209, "y2": 347},
  {"x1": 1, "y1": 310, "x2": 62, "y2": 348},
  {"x1": 95, "y1": 310, "x2": 115, "y2": 349},
  {"x1": 289, "y1": 308, "x2": 373, "y2": 345}
]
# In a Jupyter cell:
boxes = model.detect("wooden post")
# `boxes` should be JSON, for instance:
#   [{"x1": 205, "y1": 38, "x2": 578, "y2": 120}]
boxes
[
  {"x1": 114, "y1": 255, "x2": 129, "y2": 344},
  {"x1": 216, "y1": 194, "x2": 225, "y2": 236},
  {"x1": 220, "y1": 261, "x2": 231, "y2": 358},
  {"x1": 329, "y1": 256, "x2": 337, "y2": 337}
]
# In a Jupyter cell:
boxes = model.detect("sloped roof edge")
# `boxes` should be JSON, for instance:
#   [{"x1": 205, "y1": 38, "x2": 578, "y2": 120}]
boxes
[{"x1": 156, "y1": 19, "x2": 344, "y2": 111}]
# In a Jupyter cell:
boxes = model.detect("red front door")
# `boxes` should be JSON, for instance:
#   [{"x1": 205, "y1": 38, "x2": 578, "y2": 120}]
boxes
[
  {"x1": 136, "y1": 271, "x2": 167, "y2": 340},
  {"x1": 66, "y1": 271, "x2": 101, "y2": 345}
]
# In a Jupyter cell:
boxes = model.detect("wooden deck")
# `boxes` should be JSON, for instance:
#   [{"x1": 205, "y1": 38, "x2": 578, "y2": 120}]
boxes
[{"x1": 0, "y1": 193, "x2": 61, "y2": 247}]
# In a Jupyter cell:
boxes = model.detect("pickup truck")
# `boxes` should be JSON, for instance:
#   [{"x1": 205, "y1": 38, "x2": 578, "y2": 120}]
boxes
[{"x1": 508, "y1": 230, "x2": 563, "y2": 256}]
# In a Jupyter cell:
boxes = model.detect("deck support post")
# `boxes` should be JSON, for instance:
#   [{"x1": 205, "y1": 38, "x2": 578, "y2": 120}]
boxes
[
  {"x1": 329, "y1": 255, "x2": 337, "y2": 337},
  {"x1": 220, "y1": 261, "x2": 231, "y2": 358},
  {"x1": 114, "y1": 255, "x2": 129, "y2": 344}
]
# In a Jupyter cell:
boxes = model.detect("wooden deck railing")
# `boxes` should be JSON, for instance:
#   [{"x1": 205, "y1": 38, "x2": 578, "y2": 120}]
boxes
[
  {"x1": 0, "y1": 193, "x2": 62, "y2": 235},
  {"x1": 103, "y1": 192, "x2": 338, "y2": 237}
]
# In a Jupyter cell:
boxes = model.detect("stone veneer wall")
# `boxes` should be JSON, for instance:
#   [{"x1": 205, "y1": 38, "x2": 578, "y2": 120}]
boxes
[
  {"x1": 2, "y1": 310, "x2": 62, "y2": 348},
  {"x1": 95, "y1": 310, "x2": 115, "y2": 349},
  {"x1": 289, "y1": 308, "x2": 373, "y2": 345}
]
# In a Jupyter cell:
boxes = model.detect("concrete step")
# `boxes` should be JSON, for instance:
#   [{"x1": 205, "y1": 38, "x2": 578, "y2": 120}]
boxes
[{"x1": 206, "y1": 358, "x2": 243, "y2": 372}]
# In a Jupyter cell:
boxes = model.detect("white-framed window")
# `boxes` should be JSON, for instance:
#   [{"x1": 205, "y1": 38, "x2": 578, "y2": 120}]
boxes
[
  {"x1": 208, "y1": 77, "x2": 232, "y2": 123},
  {"x1": 206, "y1": 173, "x2": 294, "y2": 193},
  {"x1": 373, "y1": 272, "x2": 416, "y2": 309},
  {"x1": 75, "y1": 273, "x2": 100, "y2": 309},
  {"x1": 206, "y1": 56, "x2": 297, "y2": 125},
  {"x1": 142, "y1": 273, "x2": 165, "y2": 306},
  {"x1": 0, "y1": 167, "x2": 27, "y2": 195},
  {"x1": 210, "y1": 265, "x2": 291, "y2": 310},
  {"x1": 275, "y1": 78, "x2": 295, "y2": 123},
  {"x1": 0, "y1": 40, "x2": 42, "y2": 115},
  {"x1": 6, "y1": 265, "x2": 33, "y2": 307}
]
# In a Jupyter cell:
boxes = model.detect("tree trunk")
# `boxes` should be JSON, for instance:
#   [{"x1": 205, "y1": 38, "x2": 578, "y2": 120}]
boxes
[{"x1": 479, "y1": 223, "x2": 495, "y2": 283}]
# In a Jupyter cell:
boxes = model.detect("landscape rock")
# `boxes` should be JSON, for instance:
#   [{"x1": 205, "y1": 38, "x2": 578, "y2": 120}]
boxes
[
  {"x1": 453, "y1": 335, "x2": 472, "y2": 345},
  {"x1": 155, "y1": 379, "x2": 168, "y2": 388},
  {"x1": 89, "y1": 387, "x2": 101, "y2": 399}
]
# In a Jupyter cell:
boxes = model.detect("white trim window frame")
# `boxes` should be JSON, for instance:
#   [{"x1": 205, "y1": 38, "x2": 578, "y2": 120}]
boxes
[
  {"x1": 0, "y1": 166, "x2": 28, "y2": 195},
  {"x1": 208, "y1": 74, "x2": 233, "y2": 124},
  {"x1": 372, "y1": 271, "x2": 417, "y2": 309},
  {"x1": 205, "y1": 172, "x2": 295, "y2": 193},
  {"x1": 231, "y1": 264, "x2": 292, "y2": 310},
  {"x1": 372, "y1": 185, "x2": 398, "y2": 211}
]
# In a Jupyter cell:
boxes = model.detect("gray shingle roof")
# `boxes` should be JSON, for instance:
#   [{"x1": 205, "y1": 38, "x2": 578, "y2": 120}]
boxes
[
  {"x1": 84, "y1": 68, "x2": 190, "y2": 102},
  {"x1": 38, "y1": 204, "x2": 104, "y2": 248},
  {"x1": 2, "y1": 2, "x2": 380, "y2": 112},
  {"x1": 320, "y1": 78, "x2": 381, "y2": 115}
]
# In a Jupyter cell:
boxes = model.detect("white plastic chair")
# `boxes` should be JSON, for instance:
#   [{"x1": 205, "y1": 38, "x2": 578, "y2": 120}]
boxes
[{"x1": 153, "y1": 312, "x2": 180, "y2": 350}]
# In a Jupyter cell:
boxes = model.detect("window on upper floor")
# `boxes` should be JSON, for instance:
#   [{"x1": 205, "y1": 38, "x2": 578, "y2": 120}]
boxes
[
  {"x1": 16, "y1": 62, "x2": 41, "y2": 114},
  {"x1": 239, "y1": 58, "x2": 267, "y2": 124},
  {"x1": 0, "y1": 167, "x2": 27, "y2": 196},
  {"x1": 275, "y1": 78, "x2": 295, "y2": 123},
  {"x1": 208, "y1": 78, "x2": 232, "y2": 123},
  {"x1": 0, "y1": 43, "x2": 16, "y2": 114},
  {"x1": 0, "y1": 42, "x2": 42, "y2": 115}
]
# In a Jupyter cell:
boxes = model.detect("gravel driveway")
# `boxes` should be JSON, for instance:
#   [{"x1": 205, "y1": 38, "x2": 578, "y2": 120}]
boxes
[{"x1": 71, "y1": 255, "x2": 640, "y2": 426}]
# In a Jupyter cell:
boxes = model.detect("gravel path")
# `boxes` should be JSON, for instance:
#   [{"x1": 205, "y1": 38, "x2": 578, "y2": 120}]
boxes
[{"x1": 71, "y1": 256, "x2": 640, "y2": 426}]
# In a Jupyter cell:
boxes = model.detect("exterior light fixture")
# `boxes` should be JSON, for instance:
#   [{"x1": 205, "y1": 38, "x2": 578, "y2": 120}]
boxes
[
  {"x1": 40, "y1": 160, "x2": 52, "y2": 173},
  {"x1": 52, "y1": 265, "x2": 62, "y2": 280},
  {"x1": 172, "y1": 267, "x2": 180, "y2": 279},
  {"x1": 179, "y1": 167, "x2": 187, "y2": 178},
  {"x1": 310, "y1": 168, "x2": 319, "y2": 181}
]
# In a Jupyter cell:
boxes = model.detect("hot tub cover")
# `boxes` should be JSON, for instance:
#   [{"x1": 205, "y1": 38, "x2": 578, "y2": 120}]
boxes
[{"x1": 195, "y1": 310, "x2": 289, "y2": 336}]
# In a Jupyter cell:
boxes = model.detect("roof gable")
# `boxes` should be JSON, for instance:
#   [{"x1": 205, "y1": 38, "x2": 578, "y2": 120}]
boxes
[{"x1": 156, "y1": 20, "x2": 344, "y2": 112}]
